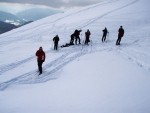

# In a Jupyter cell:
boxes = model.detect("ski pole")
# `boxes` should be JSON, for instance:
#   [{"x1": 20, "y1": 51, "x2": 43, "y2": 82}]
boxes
[
  {"x1": 51, "y1": 40, "x2": 54, "y2": 50},
  {"x1": 81, "y1": 39, "x2": 84, "y2": 51},
  {"x1": 107, "y1": 32, "x2": 109, "y2": 43},
  {"x1": 81, "y1": 33, "x2": 82, "y2": 44},
  {"x1": 91, "y1": 40, "x2": 93, "y2": 52}
]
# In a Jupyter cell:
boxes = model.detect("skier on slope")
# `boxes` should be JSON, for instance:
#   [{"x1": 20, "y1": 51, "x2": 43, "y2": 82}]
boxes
[
  {"x1": 74, "y1": 29, "x2": 82, "y2": 45},
  {"x1": 85, "y1": 29, "x2": 91, "y2": 45},
  {"x1": 53, "y1": 35, "x2": 60, "y2": 50},
  {"x1": 36, "y1": 47, "x2": 46, "y2": 75},
  {"x1": 116, "y1": 26, "x2": 124, "y2": 45},
  {"x1": 102, "y1": 27, "x2": 109, "y2": 42}
]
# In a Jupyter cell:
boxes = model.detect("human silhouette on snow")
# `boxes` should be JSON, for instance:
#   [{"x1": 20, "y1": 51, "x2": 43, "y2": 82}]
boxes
[
  {"x1": 116, "y1": 26, "x2": 124, "y2": 45},
  {"x1": 36, "y1": 47, "x2": 46, "y2": 75},
  {"x1": 85, "y1": 29, "x2": 91, "y2": 45},
  {"x1": 53, "y1": 35, "x2": 60, "y2": 50},
  {"x1": 102, "y1": 27, "x2": 109, "y2": 42},
  {"x1": 74, "y1": 29, "x2": 82, "y2": 45}
]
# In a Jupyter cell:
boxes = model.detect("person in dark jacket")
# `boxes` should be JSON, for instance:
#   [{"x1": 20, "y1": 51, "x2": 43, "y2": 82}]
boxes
[
  {"x1": 60, "y1": 42, "x2": 74, "y2": 48},
  {"x1": 53, "y1": 35, "x2": 59, "y2": 50},
  {"x1": 36, "y1": 47, "x2": 46, "y2": 75},
  {"x1": 116, "y1": 26, "x2": 124, "y2": 45},
  {"x1": 85, "y1": 29, "x2": 91, "y2": 45},
  {"x1": 102, "y1": 27, "x2": 109, "y2": 42},
  {"x1": 60, "y1": 34, "x2": 74, "y2": 48},
  {"x1": 74, "y1": 29, "x2": 82, "y2": 45}
]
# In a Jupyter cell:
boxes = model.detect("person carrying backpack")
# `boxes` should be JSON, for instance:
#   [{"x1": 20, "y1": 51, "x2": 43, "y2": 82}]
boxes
[
  {"x1": 116, "y1": 26, "x2": 124, "y2": 45},
  {"x1": 74, "y1": 29, "x2": 82, "y2": 45},
  {"x1": 53, "y1": 35, "x2": 60, "y2": 50},
  {"x1": 36, "y1": 47, "x2": 46, "y2": 75}
]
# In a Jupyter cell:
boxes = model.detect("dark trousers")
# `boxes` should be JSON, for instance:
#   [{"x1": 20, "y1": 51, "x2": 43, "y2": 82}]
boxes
[
  {"x1": 70, "y1": 39, "x2": 74, "y2": 44},
  {"x1": 85, "y1": 37, "x2": 89, "y2": 45},
  {"x1": 54, "y1": 42, "x2": 58, "y2": 50},
  {"x1": 116, "y1": 36, "x2": 122, "y2": 45},
  {"x1": 38, "y1": 60, "x2": 43, "y2": 74},
  {"x1": 70, "y1": 36, "x2": 74, "y2": 44},
  {"x1": 102, "y1": 34, "x2": 107, "y2": 42},
  {"x1": 75, "y1": 36, "x2": 81, "y2": 44}
]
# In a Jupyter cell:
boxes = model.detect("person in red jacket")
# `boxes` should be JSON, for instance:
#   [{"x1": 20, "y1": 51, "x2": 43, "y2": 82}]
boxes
[{"x1": 36, "y1": 47, "x2": 46, "y2": 75}]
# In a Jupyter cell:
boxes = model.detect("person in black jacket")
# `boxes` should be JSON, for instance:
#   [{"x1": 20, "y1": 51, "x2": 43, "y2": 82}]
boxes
[
  {"x1": 53, "y1": 35, "x2": 59, "y2": 50},
  {"x1": 85, "y1": 29, "x2": 91, "y2": 45},
  {"x1": 102, "y1": 27, "x2": 109, "y2": 42},
  {"x1": 74, "y1": 29, "x2": 82, "y2": 45},
  {"x1": 116, "y1": 26, "x2": 124, "y2": 45}
]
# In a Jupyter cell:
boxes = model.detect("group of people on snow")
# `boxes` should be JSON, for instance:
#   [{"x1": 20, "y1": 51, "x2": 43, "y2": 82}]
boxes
[{"x1": 36, "y1": 26, "x2": 124, "y2": 75}]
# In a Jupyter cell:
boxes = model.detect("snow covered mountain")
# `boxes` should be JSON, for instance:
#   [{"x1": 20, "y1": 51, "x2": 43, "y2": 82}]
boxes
[
  {"x1": 0, "y1": 11, "x2": 26, "y2": 25},
  {"x1": 0, "y1": 21, "x2": 17, "y2": 34},
  {"x1": 0, "y1": 11, "x2": 32, "y2": 34},
  {"x1": 0, "y1": 0, "x2": 150, "y2": 113}
]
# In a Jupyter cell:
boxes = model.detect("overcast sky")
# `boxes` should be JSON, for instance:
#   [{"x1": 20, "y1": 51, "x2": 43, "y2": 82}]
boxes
[{"x1": 0, "y1": 0, "x2": 101, "y2": 14}]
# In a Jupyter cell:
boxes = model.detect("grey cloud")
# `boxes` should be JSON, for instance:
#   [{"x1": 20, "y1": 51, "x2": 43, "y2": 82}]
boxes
[{"x1": 0, "y1": 0, "x2": 101, "y2": 8}]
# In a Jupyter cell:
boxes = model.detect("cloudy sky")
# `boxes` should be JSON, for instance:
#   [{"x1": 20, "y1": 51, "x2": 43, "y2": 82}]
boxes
[{"x1": 0, "y1": 0, "x2": 101, "y2": 14}]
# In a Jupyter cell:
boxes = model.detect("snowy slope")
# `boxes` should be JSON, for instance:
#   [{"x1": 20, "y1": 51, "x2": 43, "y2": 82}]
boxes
[{"x1": 0, "y1": 0, "x2": 150, "y2": 113}]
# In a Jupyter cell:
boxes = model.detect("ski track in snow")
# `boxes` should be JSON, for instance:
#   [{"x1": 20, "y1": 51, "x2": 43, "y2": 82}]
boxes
[
  {"x1": 77, "y1": 0, "x2": 139, "y2": 29},
  {"x1": 75, "y1": 0, "x2": 150, "y2": 72},
  {"x1": 0, "y1": 48, "x2": 50, "y2": 75},
  {"x1": 0, "y1": 40, "x2": 149, "y2": 90},
  {"x1": 104, "y1": 39, "x2": 150, "y2": 72},
  {"x1": 120, "y1": 51, "x2": 150, "y2": 71},
  {"x1": 0, "y1": 45, "x2": 91, "y2": 90},
  {"x1": 116, "y1": 46, "x2": 150, "y2": 72},
  {"x1": 0, "y1": 57, "x2": 34, "y2": 75},
  {"x1": 0, "y1": 0, "x2": 148, "y2": 91}
]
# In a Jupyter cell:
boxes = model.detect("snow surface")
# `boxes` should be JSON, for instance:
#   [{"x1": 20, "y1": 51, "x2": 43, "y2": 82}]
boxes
[{"x1": 0, "y1": 0, "x2": 150, "y2": 113}]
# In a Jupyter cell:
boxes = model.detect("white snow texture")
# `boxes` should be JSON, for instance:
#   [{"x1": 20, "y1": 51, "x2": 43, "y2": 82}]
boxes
[{"x1": 0, "y1": 0, "x2": 150, "y2": 113}]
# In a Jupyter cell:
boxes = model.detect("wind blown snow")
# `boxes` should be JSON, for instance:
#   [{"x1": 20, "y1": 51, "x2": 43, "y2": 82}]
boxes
[{"x1": 0, "y1": 0, "x2": 150, "y2": 113}]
